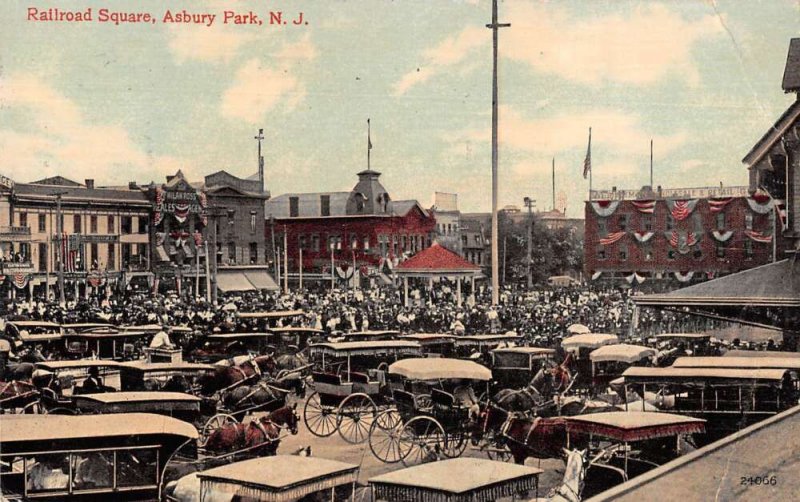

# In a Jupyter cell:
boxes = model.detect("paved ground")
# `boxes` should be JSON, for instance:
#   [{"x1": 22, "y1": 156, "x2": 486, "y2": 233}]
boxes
[{"x1": 272, "y1": 394, "x2": 566, "y2": 499}]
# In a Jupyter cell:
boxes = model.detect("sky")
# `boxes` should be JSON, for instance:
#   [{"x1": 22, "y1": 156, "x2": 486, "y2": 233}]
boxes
[{"x1": 1, "y1": 0, "x2": 799, "y2": 217}]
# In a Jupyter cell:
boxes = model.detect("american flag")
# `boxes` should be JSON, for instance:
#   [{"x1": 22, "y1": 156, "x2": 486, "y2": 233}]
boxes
[
  {"x1": 599, "y1": 231, "x2": 625, "y2": 246},
  {"x1": 671, "y1": 200, "x2": 692, "y2": 221},
  {"x1": 631, "y1": 200, "x2": 655, "y2": 214},
  {"x1": 582, "y1": 127, "x2": 592, "y2": 179},
  {"x1": 709, "y1": 198, "x2": 732, "y2": 213}
]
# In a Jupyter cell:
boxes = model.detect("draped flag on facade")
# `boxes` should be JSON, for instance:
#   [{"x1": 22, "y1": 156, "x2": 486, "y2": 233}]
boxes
[
  {"x1": 599, "y1": 231, "x2": 626, "y2": 246},
  {"x1": 667, "y1": 199, "x2": 699, "y2": 221},
  {"x1": 631, "y1": 200, "x2": 655, "y2": 214},
  {"x1": 633, "y1": 231, "x2": 654, "y2": 243},
  {"x1": 745, "y1": 230, "x2": 773, "y2": 243},
  {"x1": 708, "y1": 198, "x2": 733, "y2": 213},
  {"x1": 674, "y1": 271, "x2": 694, "y2": 282},
  {"x1": 711, "y1": 230, "x2": 734, "y2": 242},
  {"x1": 590, "y1": 200, "x2": 620, "y2": 217},
  {"x1": 11, "y1": 273, "x2": 30, "y2": 289}
]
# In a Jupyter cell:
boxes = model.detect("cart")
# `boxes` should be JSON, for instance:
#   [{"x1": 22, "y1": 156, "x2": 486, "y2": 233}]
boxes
[
  {"x1": 304, "y1": 340, "x2": 422, "y2": 443},
  {"x1": 400, "y1": 333, "x2": 457, "y2": 357}
]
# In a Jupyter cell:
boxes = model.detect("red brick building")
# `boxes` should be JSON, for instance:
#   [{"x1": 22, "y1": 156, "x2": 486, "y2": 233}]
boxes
[
  {"x1": 584, "y1": 185, "x2": 788, "y2": 286},
  {"x1": 265, "y1": 169, "x2": 436, "y2": 286}
]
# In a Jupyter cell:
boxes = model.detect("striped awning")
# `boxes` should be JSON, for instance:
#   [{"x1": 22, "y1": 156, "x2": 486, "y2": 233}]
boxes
[{"x1": 216, "y1": 272, "x2": 256, "y2": 292}]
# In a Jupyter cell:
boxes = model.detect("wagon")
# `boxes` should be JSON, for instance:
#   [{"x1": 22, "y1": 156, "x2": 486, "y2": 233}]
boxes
[
  {"x1": 0, "y1": 412, "x2": 197, "y2": 501},
  {"x1": 118, "y1": 360, "x2": 216, "y2": 392},
  {"x1": 400, "y1": 333, "x2": 457, "y2": 357},
  {"x1": 565, "y1": 411, "x2": 706, "y2": 498},
  {"x1": 490, "y1": 346, "x2": 557, "y2": 389},
  {"x1": 269, "y1": 326, "x2": 325, "y2": 351},
  {"x1": 621, "y1": 365, "x2": 797, "y2": 444},
  {"x1": 368, "y1": 357, "x2": 492, "y2": 465},
  {"x1": 562, "y1": 333, "x2": 619, "y2": 388},
  {"x1": 369, "y1": 457, "x2": 542, "y2": 502},
  {"x1": 335, "y1": 330, "x2": 400, "y2": 342},
  {"x1": 168, "y1": 455, "x2": 359, "y2": 502},
  {"x1": 453, "y1": 334, "x2": 521, "y2": 358},
  {"x1": 34, "y1": 360, "x2": 122, "y2": 399},
  {"x1": 4, "y1": 321, "x2": 62, "y2": 352},
  {"x1": 589, "y1": 344, "x2": 656, "y2": 391},
  {"x1": 62, "y1": 328, "x2": 149, "y2": 360},
  {"x1": 237, "y1": 310, "x2": 306, "y2": 331},
  {"x1": 190, "y1": 332, "x2": 276, "y2": 362},
  {"x1": 304, "y1": 340, "x2": 422, "y2": 443}
]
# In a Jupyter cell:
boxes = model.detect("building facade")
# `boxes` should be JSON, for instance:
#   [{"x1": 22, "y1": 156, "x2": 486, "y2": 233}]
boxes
[
  {"x1": 264, "y1": 169, "x2": 437, "y2": 286},
  {"x1": 430, "y1": 192, "x2": 461, "y2": 254},
  {"x1": 584, "y1": 185, "x2": 788, "y2": 285}
]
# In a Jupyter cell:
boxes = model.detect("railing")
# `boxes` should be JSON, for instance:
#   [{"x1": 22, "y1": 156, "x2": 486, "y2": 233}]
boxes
[{"x1": 0, "y1": 226, "x2": 31, "y2": 237}]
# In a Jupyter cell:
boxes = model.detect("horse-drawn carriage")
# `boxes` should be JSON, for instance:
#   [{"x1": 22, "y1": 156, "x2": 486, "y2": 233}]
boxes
[
  {"x1": 304, "y1": 340, "x2": 422, "y2": 443},
  {"x1": 335, "y1": 330, "x2": 399, "y2": 342},
  {"x1": 400, "y1": 333, "x2": 457, "y2": 357},
  {"x1": 62, "y1": 327, "x2": 149, "y2": 360},
  {"x1": 368, "y1": 357, "x2": 492, "y2": 465},
  {"x1": 34, "y1": 360, "x2": 122, "y2": 396},
  {"x1": 490, "y1": 346, "x2": 557, "y2": 390},
  {"x1": 119, "y1": 360, "x2": 216, "y2": 392},
  {"x1": 589, "y1": 344, "x2": 655, "y2": 393},
  {"x1": 561, "y1": 333, "x2": 619, "y2": 390},
  {"x1": 4, "y1": 321, "x2": 62, "y2": 353},
  {"x1": 189, "y1": 332, "x2": 276, "y2": 362},
  {"x1": 269, "y1": 326, "x2": 325, "y2": 351},
  {"x1": 621, "y1": 365, "x2": 797, "y2": 443},
  {"x1": 0, "y1": 380, "x2": 39, "y2": 414},
  {"x1": 0, "y1": 412, "x2": 197, "y2": 501},
  {"x1": 453, "y1": 334, "x2": 521, "y2": 359}
]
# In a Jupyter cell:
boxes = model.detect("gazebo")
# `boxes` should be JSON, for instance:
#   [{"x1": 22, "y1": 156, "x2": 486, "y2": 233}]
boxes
[{"x1": 394, "y1": 243, "x2": 482, "y2": 307}]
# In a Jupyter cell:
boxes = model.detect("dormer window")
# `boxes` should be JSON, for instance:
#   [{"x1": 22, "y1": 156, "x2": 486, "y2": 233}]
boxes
[
  {"x1": 355, "y1": 193, "x2": 365, "y2": 212},
  {"x1": 289, "y1": 197, "x2": 299, "y2": 217},
  {"x1": 320, "y1": 195, "x2": 331, "y2": 216}
]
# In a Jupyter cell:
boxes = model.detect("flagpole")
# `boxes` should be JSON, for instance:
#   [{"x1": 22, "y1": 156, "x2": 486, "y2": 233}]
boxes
[
  {"x1": 367, "y1": 119, "x2": 371, "y2": 170},
  {"x1": 588, "y1": 127, "x2": 592, "y2": 201},
  {"x1": 650, "y1": 139, "x2": 654, "y2": 187},
  {"x1": 552, "y1": 157, "x2": 556, "y2": 211}
]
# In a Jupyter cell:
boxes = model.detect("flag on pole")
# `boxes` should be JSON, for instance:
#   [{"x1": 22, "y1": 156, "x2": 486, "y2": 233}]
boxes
[
  {"x1": 367, "y1": 119, "x2": 372, "y2": 150},
  {"x1": 582, "y1": 128, "x2": 592, "y2": 179}
]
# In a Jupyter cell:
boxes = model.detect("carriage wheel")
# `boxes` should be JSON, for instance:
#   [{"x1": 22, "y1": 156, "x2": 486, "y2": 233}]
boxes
[
  {"x1": 201, "y1": 414, "x2": 238, "y2": 446},
  {"x1": 368, "y1": 410, "x2": 404, "y2": 463},
  {"x1": 303, "y1": 392, "x2": 337, "y2": 437},
  {"x1": 443, "y1": 429, "x2": 468, "y2": 458},
  {"x1": 336, "y1": 394, "x2": 377, "y2": 444},
  {"x1": 21, "y1": 401, "x2": 43, "y2": 414},
  {"x1": 397, "y1": 416, "x2": 447, "y2": 466},
  {"x1": 485, "y1": 437, "x2": 513, "y2": 462}
]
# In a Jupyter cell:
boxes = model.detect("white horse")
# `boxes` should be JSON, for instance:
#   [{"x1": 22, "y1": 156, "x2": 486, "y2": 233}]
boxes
[{"x1": 530, "y1": 449, "x2": 587, "y2": 502}]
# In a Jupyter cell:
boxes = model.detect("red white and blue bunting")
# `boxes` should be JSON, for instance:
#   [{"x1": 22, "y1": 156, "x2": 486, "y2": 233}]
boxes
[
  {"x1": 708, "y1": 198, "x2": 733, "y2": 213},
  {"x1": 665, "y1": 231, "x2": 702, "y2": 254},
  {"x1": 599, "y1": 231, "x2": 626, "y2": 246},
  {"x1": 591, "y1": 271, "x2": 602, "y2": 281},
  {"x1": 633, "y1": 231, "x2": 654, "y2": 243},
  {"x1": 674, "y1": 271, "x2": 694, "y2": 282},
  {"x1": 746, "y1": 196, "x2": 773, "y2": 215},
  {"x1": 667, "y1": 199, "x2": 699, "y2": 221},
  {"x1": 625, "y1": 272, "x2": 647, "y2": 284},
  {"x1": 631, "y1": 200, "x2": 656, "y2": 214},
  {"x1": 744, "y1": 230, "x2": 772, "y2": 243},
  {"x1": 590, "y1": 200, "x2": 621, "y2": 217},
  {"x1": 10, "y1": 273, "x2": 30, "y2": 289},
  {"x1": 711, "y1": 230, "x2": 733, "y2": 242}
]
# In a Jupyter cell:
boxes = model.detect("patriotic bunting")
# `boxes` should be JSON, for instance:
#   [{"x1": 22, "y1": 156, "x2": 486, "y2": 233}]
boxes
[
  {"x1": 591, "y1": 271, "x2": 602, "y2": 281},
  {"x1": 633, "y1": 231, "x2": 654, "y2": 243},
  {"x1": 599, "y1": 231, "x2": 626, "y2": 246},
  {"x1": 674, "y1": 271, "x2": 694, "y2": 282},
  {"x1": 667, "y1": 199, "x2": 698, "y2": 221},
  {"x1": 711, "y1": 230, "x2": 734, "y2": 242},
  {"x1": 744, "y1": 230, "x2": 772, "y2": 243},
  {"x1": 708, "y1": 198, "x2": 733, "y2": 213},
  {"x1": 631, "y1": 200, "x2": 656, "y2": 214},
  {"x1": 635, "y1": 272, "x2": 647, "y2": 284},
  {"x1": 590, "y1": 201, "x2": 620, "y2": 217},
  {"x1": 665, "y1": 231, "x2": 702, "y2": 254},
  {"x1": 11, "y1": 273, "x2": 30, "y2": 289},
  {"x1": 746, "y1": 196, "x2": 773, "y2": 214}
]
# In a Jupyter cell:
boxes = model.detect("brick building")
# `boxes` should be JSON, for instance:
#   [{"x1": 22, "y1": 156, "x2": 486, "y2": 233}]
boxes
[
  {"x1": 264, "y1": 169, "x2": 436, "y2": 287},
  {"x1": 584, "y1": 185, "x2": 788, "y2": 285}
]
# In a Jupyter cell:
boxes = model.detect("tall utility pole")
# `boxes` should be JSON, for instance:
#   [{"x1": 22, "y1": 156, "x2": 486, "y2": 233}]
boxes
[
  {"x1": 255, "y1": 128, "x2": 265, "y2": 192},
  {"x1": 487, "y1": 0, "x2": 509, "y2": 306},
  {"x1": 524, "y1": 197, "x2": 536, "y2": 289}
]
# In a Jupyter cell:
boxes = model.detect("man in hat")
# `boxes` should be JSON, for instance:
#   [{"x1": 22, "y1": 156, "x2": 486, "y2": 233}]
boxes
[
  {"x1": 80, "y1": 366, "x2": 105, "y2": 394},
  {"x1": 149, "y1": 326, "x2": 175, "y2": 349}
]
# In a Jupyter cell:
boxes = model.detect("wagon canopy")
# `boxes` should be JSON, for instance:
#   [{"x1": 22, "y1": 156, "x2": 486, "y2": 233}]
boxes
[
  {"x1": 672, "y1": 356, "x2": 800, "y2": 370},
  {"x1": 562, "y1": 333, "x2": 619, "y2": 352},
  {"x1": 567, "y1": 323, "x2": 591, "y2": 334},
  {"x1": 369, "y1": 457, "x2": 541, "y2": 502},
  {"x1": 36, "y1": 360, "x2": 123, "y2": 371},
  {"x1": 590, "y1": 344, "x2": 656, "y2": 364},
  {"x1": 388, "y1": 358, "x2": 492, "y2": 381},
  {"x1": 622, "y1": 366, "x2": 789, "y2": 386},
  {"x1": 309, "y1": 341, "x2": 421, "y2": 357},
  {"x1": 653, "y1": 333, "x2": 710, "y2": 340},
  {"x1": 238, "y1": 310, "x2": 305, "y2": 319},
  {"x1": 566, "y1": 411, "x2": 705, "y2": 442},
  {"x1": 197, "y1": 455, "x2": 358, "y2": 502}
]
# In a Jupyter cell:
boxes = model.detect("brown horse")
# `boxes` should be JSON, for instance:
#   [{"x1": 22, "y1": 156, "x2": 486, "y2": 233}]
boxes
[
  {"x1": 474, "y1": 404, "x2": 584, "y2": 464},
  {"x1": 204, "y1": 404, "x2": 299, "y2": 456},
  {"x1": 199, "y1": 355, "x2": 277, "y2": 396}
]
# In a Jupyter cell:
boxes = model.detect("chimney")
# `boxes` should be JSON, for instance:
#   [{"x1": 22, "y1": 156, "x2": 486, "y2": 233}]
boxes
[
  {"x1": 85, "y1": 179, "x2": 94, "y2": 189},
  {"x1": 128, "y1": 181, "x2": 138, "y2": 190}
]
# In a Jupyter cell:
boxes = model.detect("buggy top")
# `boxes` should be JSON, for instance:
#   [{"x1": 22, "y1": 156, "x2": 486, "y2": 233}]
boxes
[
  {"x1": 388, "y1": 358, "x2": 492, "y2": 381},
  {"x1": 566, "y1": 411, "x2": 706, "y2": 442},
  {"x1": 590, "y1": 344, "x2": 656, "y2": 364}
]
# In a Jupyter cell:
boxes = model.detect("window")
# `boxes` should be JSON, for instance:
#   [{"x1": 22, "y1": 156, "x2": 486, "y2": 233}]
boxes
[
  {"x1": 138, "y1": 217, "x2": 149, "y2": 234},
  {"x1": 716, "y1": 242, "x2": 726, "y2": 258},
  {"x1": 596, "y1": 247, "x2": 606, "y2": 260},
  {"x1": 71, "y1": 451, "x2": 113, "y2": 491},
  {"x1": 716, "y1": 212, "x2": 726, "y2": 230},
  {"x1": 38, "y1": 243, "x2": 47, "y2": 271},
  {"x1": 351, "y1": 235, "x2": 359, "y2": 250},
  {"x1": 363, "y1": 236, "x2": 370, "y2": 250},
  {"x1": 745, "y1": 213, "x2": 753, "y2": 230},
  {"x1": 108, "y1": 244, "x2": 116, "y2": 269},
  {"x1": 90, "y1": 215, "x2": 98, "y2": 234},
  {"x1": 121, "y1": 216, "x2": 132, "y2": 234},
  {"x1": 298, "y1": 235, "x2": 308, "y2": 249},
  {"x1": 228, "y1": 242, "x2": 236, "y2": 264},
  {"x1": 289, "y1": 196, "x2": 299, "y2": 217},
  {"x1": 693, "y1": 246, "x2": 703, "y2": 260},
  {"x1": 249, "y1": 242, "x2": 258, "y2": 264},
  {"x1": 250, "y1": 211, "x2": 257, "y2": 233},
  {"x1": 667, "y1": 250, "x2": 676, "y2": 260},
  {"x1": 122, "y1": 244, "x2": 132, "y2": 267},
  {"x1": 25, "y1": 453, "x2": 69, "y2": 494},
  {"x1": 328, "y1": 235, "x2": 342, "y2": 252},
  {"x1": 618, "y1": 214, "x2": 629, "y2": 231},
  {"x1": 19, "y1": 212, "x2": 28, "y2": 227},
  {"x1": 598, "y1": 219, "x2": 607, "y2": 234},
  {"x1": 618, "y1": 249, "x2": 627, "y2": 260},
  {"x1": 90, "y1": 243, "x2": 99, "y2": 268},
  {"x1": 38, "y1": 214, "x2": 46, "y2": 233},
  {"x1": 666, "y1": 215, "x2": 674, "y2": 231},
  {"x1": 311, "y1": 234, "x2": 320, "y2": 252},
  {"x1": 73, "y1": 214, "x2": 82, "y2": 233},
  {"x1": 320, "y1": 195, "x2": 331, "y2": 216},
  {"x1": 115, "y1": 448, "x2": 157, "y2": 488},
  {"x1": 107, "y1": 215, "x2": 115, "y2": 234},
  {"x1": 745, "y1": 240, "x2": 753, "y2": 259},
  {"x1": 642, "y1": 215, "x2": 652, "y2": 231},
  {"x1": 643, "y1": 245, "x2": 654, "y2": 261}
]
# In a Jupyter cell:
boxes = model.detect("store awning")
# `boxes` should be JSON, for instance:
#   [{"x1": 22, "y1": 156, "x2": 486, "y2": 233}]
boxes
[
  {"x1": 216, "y1": 271, "x2": 256, "y2": 292},
  {"x1": 243, "y1": 270, "x2": 279, "y2": 291},
  {"x1": 633, "y1": 259, "x2": 800, "y2": 309}
]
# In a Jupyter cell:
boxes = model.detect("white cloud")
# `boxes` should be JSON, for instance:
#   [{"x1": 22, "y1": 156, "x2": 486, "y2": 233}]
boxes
[
  {"x1": 220, "y1": 59, "x2": 305, "y2": 124},
  {"x1": 0, "y1": 74, "x2": 184, "y2": 183},
  {"x1": 275, "y1": 33, "x2": 317, "y2": 62},
  {"x1": 167, "y1": 25, "x2": 255, "y2": 64},
  {"x1": 505, "y1": 2, "x2": 723, "y2": 86}
]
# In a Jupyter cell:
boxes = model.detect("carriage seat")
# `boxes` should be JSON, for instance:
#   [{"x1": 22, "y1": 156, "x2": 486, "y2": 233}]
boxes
[
  {"x1": 347, "y1": 371, "x2": 380, "y2": 395},
  {"x1": 312, "y1": 372, "x2": 342, "y2": 386},
  {"x1": 347, "y1": 372, "x2": 370, "y2": 384},
  {"x1": 431, "y1": 388, "x2": 469, "y2": 421},
  {"x1": 394, "y1": 389, "x2": 431, "y2": 413}
]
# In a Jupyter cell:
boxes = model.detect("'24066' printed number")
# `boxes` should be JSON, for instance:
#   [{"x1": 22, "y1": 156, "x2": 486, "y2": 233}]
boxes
[{"x1": 740, "y1": 476, "x2": 777, "y2": 486}]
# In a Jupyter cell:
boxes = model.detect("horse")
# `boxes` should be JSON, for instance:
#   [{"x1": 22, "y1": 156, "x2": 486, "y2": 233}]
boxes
[
  {"x1": 199, "y1": 355, "x2": 277, "y2": 396},
  {"x1": 473, "y1": 403, "x2": 584, "y2": 465},
  {"x1": 493, "y1": 357, "x2": 574, "y2": 414},
  {"x1": 531, "y1": 449, "x2": 588, "y2": 502},
  {"x1": 221, "y1": 382, "x2": 288, "y2": 419},
  {"x1": 204, "y1": 404, "x2": 299, "y2": 457}
]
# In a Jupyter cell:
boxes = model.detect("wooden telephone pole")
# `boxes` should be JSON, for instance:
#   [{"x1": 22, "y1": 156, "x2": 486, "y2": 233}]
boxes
[{"x1": 487, "y1": 0, "x2": 509, "y2": 306}]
